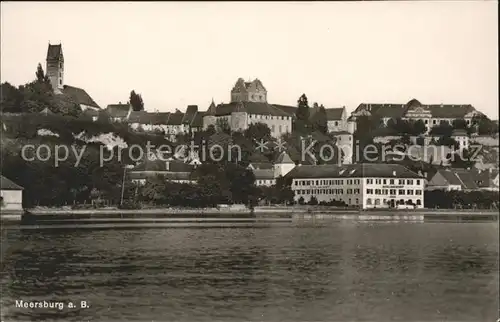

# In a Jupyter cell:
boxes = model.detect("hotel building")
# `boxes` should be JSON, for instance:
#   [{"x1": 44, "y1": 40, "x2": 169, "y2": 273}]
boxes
[{"x1": 286, "y1": 163, "x2": 424, "y2": 209}]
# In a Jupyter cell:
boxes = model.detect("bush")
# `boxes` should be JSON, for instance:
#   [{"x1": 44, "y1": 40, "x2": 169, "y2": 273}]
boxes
[
  {"x1": 298, "y1": 196, "x2": 305, "y2": 205},
  {"x1": 118, "y1": 200, "x2": 142, "y2": 210},
  {"x1": 308, "y1": 196, "x2": 318, "y2": 205}
]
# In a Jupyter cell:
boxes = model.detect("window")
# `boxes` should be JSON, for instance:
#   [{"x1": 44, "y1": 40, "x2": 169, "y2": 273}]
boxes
[
  {"x1": 356, "y1": 198, "x2": 359, "y2": 204},
  {"x1": 407, "y1": 180, "x2": 413, "y2": 185},
  {"x1": 59, "y1": 79, "x2": 62, "y2": 85},
  {"x1": 335, "y1": 121, "x2": 339, "y2": 126},
  {"x1": 417, "y1": 200, "x2": 421, "y2": 205},
  {"x1": 416, "y1": 190, "x2": 422, "y2": 195},
  {"x1": 316, "y1": 180, "x2": 319, "y2": 185},
  {"x1": 272, "y1": 125, "x2": 275, "y2": 132},
  {"x1": 279, "y1": 125, "x2": 282, "y2": 133},
  {"x1": 399, "y1": 180, "x2": 404, "y2": 185},
  {"x1": 398, "y1": 189, "x2": 405, "y2": 195},
  {"x1": 433, "y1": 120, "x2": 437, "y2": 125},
  {"x1": 367, "y1": 189, "x2": 373, "y2": 194},
  {"x1": 367, "y1": 198, "x2": 372, "y2": 205},
  {"x1": 375, "y1": 199, "x2": 380, "y2": 206},
  {"x1": 367, "y1": 179, "x2": 373, "y2": 184},
  {"x1": 424, "y1": 120, "x2": 428, "y2": 124},
  {"x1": 407, "y1": 190, "x2": 413, "y2": 195},
  {"x1": 383, "y1": 179, "x2": 387, "y2": 184},
  {"x1": 416, "y1": 180, "x2": 420, "y2": 185},
  {"x1": 390, "y1": 179, "x2": 394, "y2": 184}
]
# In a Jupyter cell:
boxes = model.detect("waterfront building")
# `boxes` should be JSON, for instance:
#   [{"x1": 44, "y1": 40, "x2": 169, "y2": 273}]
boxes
[
  {"x1": 129, "y1": 158, "x2": 195, "y2": 185},
  {"x1": 248, "y1": 151, "x2": 297, "y2": 187},
  {"x1": 426, "y1": 168, "x2": 499, "y2": 191},
  {"x1": 0, "y1": 175, "x2": 23, "y2": 210},
  {"x1": 46, "y1": 44, "x2": 100, "y2": 111},
  {"x1": 426, "y1": 168, "x2": 478, "y2": 191},
  {"x1": 348, "y1": 99, "x2": 485, "y2": 134},
  {"x1": 286, "y1": 163, "x2": 424, "y2": 209}
]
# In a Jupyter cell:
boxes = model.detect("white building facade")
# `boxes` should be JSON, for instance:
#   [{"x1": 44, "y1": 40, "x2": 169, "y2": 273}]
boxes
[{"x1": 287, "y1": 163, "x2": 424, "y2": 209}]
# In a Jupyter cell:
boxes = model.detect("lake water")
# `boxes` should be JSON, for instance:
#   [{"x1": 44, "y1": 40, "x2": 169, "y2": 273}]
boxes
[{"x1": 1, "y1": 222, "x2": 498, "y2": 321}]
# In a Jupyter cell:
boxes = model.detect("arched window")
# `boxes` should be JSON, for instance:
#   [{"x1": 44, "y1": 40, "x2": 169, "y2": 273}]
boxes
[
  {"x1": 374, "y1": 199, "x2": 380, "y2": 206},
  {"x1": 367, "y1": 198, "x2": 372, "y2": 205},
  {"x1": 416, "y1": 200, "x2": 421, "y2": 205}
]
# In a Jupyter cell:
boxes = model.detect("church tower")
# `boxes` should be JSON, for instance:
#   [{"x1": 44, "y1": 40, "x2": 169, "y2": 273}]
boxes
[{"x1": 46, "y1": 43, "x2": 64, "y2": 94}]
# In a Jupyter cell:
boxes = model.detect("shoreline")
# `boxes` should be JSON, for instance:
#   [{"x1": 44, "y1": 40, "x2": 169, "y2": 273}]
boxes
[
  {"x1": 0, "y1": 207, "x2": 497, "y2": 227},
  {"x1": 21, "y1": 206, "x2": 500, "y2": 216}
]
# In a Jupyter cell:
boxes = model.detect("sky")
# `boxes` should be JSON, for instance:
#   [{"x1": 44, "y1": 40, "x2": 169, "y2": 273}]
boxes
[{"x1": 1, "y1": 1, "x2": 498, "y2": 119}]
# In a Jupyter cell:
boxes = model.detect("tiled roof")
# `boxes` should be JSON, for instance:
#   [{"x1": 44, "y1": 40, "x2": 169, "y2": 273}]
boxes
[
  {"x1": 451, "y1": 129, "x2": 468, "y2": 137},
  {"x1": 452, "y1": 169, "x2": 479, "y2": 190},
  {"x1": 106, "y1": 104, "x2": 131, "y2": 118},
  {"x1": 253, "y1": 169, "x2": 275, "y2": 180},
  {"x1": 272, "y1": 104, "x2": 297, "y2": 117},
  {"x1": 215, "y1": 102, "x2": 291, "y2": 117},
  {"x1": 434, "y1": 169, "x2": 479, "y2": 190},
  {"x1": 353, "y1": 100, "x2": 478, "y2": 119},
  {"x1": 325, "y1": 107, "x2": 345, "y2": 120},
  {"x1": 81, "y1": 109, "x2": 99, "y2": 117},
  {"x1": 275, "y1": 151, "x2": 294, "y2": 164},
  {"x1": 128, "y1": 111, "x2": 170, "y2": 125},
  {"x1": 167, "y1": 111, "x2": 184, "y2": 125},
  {"x1": 46, "y1": 44, "x2": 63, "y2": 61},
  {"x1": 182, "y1": 105, "x2": 198, "y2": 124},
  {"x1": 427, "y1": 104, "x2": 476, "y2": 118},
  {"x1": 353, "y1": 103, "x2": 406, "y2": 118},
  {"x1": 286, "y1": 163, "x2": 422, "y2": 179},
  {"x1": 206, "y1": 100, "x2": 217, "y2": 116},
  {"x1": 62, "y1": 85, "x2": 100, "y2": 109},
  {"x1": 248, "y1": 162, "x2": 273, "y2": 170},
  {"x1": 190, "y1": 111, "x2": 205, "y2": 128},
  {"x1": 0, "y1": 175, "x2": 23, "y2": 190}
]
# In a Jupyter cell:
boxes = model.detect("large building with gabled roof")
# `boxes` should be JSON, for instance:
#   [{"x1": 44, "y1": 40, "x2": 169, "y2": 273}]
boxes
[
  {"x1": 46, "y1": 43, "x2": 101, "y2": 111},
  {"x1": 286, "y1": 163, "x2": 424, "y2": 209},
  {"x1": 348, "y1": 98, "x2": 485, "y2": 134},
  {"x1": 203, "y1": 78, "x2": 294, "y2": 138}
]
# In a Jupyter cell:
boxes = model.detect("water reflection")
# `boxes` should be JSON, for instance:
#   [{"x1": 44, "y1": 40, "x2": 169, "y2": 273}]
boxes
[{"x1": 1, "y1": 223, "x2": 498, "y2": 321}]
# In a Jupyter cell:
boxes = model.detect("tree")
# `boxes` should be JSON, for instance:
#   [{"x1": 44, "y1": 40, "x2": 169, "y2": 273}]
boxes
[
  {"x1": 430, "y1": 121, "x2": 453, "y2": 137},
  {"x1": 35, "y1": 63, "x2": 49, "y2": 83},
  {"x1": 449, "y1": 148, "x2": 476, "y2": 169},
  {"x1": 244, "y1": 123, "x2": 272, "y2": 143},
  {"x1": 311, "y1": 104, "x2": 328, "y2": 134},
  {"x1": 308, "y1": 196, "x2": 318, "y2": 205},
  {"x1": 129, "y1": 90, "x2": 144, "y2": 111},
  {"x1": 215, "y1": 118, "x2": 231, "y2": 134},
  {"x1": 295, "y1": 94, "x2": 311, "y2": 134}
]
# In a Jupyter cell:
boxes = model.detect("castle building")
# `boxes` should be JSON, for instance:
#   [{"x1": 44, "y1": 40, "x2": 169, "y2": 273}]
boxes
[
  {"x1": 46, "y1": 44, "x2": 100, "y2": 111},
  {"x1": 203, "y1": 78, "x2": 294, "y2": 138},
  {"x1": 348, "y1": 99, "x2": 484, "y2": 134},
  {"x1": 286, "y1": 163, "x2": 424, "y2": 209}
]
